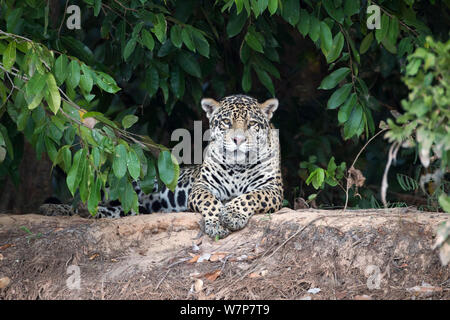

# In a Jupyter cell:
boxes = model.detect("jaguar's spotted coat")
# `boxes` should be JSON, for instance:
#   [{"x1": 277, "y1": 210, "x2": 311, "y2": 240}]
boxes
[{"x1": 41, "y1": 94, "x2": 283, "y2": 239}]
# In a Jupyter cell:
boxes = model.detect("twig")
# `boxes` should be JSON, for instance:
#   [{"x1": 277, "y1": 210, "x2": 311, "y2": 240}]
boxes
[
  {"x1": 372, "y1": 1, "x2": 419, "y2": 37},
  {"x1": 343, "y1": 128, "x2": 388, "y2": 211},
  {"x1": 381, "y1": 142, "x2": 401, "y2": 207}
]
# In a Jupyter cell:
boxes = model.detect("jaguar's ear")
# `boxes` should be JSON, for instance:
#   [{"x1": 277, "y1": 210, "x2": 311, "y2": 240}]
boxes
[
  {"x1": 260, "y1": 98, "x2": 279, "y2": 120},
  {"x1": 201, "y1": 98, "x2": 220, "y2": 119}
]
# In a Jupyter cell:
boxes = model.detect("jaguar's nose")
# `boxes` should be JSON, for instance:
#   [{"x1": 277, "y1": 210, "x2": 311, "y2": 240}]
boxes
[{"x1": 233, "y1": 135, "x2": 246, "y2": 146}]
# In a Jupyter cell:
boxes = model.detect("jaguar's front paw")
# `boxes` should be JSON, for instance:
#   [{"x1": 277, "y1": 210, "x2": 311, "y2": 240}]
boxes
[
  {"x1": 203, "y1": 218, "x2": 231, "y2": 239},
  {"x1": 219, "y1": 205, "x2": 249, "y2": 231}
]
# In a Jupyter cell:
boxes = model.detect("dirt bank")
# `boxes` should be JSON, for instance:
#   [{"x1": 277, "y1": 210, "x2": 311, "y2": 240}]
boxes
[{"x1": 0, "y1": 208, "x2": 448, "y2": 299}]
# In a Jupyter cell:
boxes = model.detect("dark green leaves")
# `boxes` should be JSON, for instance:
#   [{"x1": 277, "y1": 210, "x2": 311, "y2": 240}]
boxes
[
  {"x1": 375, "y1": 14, "x2": 390, "y2": 43},
  {"x1": 338, "y1": 93, "x2": 357, "y2": 123},
  {"x1": 327, "y1": 83, "x2": 352, "y2": 109},
  {"x1": 45, "y1": 73, "x2": 61, "y2": 114},
  {"x1": 54, "y1": 54, "x2": 68, "y2": 85},
  {"x1": 3, "y1": 41, "x2": 16, "y2": 71},
  {"x1": 170, "y1": 25, "x2": 182, "y2": 48},
  {"x1": 113, "y1": 144, "x2": 128, "y2": 178},
  {"x1": 126, "y1": 149, "x2": 141, "y2": 180},
  {"x1": 176, "y1": 51, "x2": 201, "y2": 78},
  {"x1": 326, "y1": 32, "x2": 345, "y2": 63},
  {"x1": 245, "y1": 28, "x2": 264, "y2": 53},
  {"x1": 320, "y1": 21, "x2": 333, "y2": 55},
  {"x1": 344, "y1": 103, "x2": 363, "y2": 139},
  {"x1": 123, "y1": 38, "x2": 137, "y2": 61},
  {"x1": 26, "y1": 72, "x2": 46, "y2": 97},
  {"x1": 66, "y1": 148, "x2": 86, "y2": 196},
  {"x1": 297, "y1": 10, "x2": 310, "y2": 37},
  {"x1": 360, "y1": 32, "x2": 374, "y2": 55},
  {"x1": 67, "y1": 60, "x2": 80, "y2": 88},
  {"x1": 281, "y1": 0, "x2": 300, "y2": 26},
  {"x1": 227, "y1": 11, "x2": 247, "y2": 38},
  {"x1": 319, "y1": 67, "x2": 350, "y2": 90},
  {"x1": 158, "y1": 150, "x2": 176, "y2": 191},
  {"x1": 122, "y1": 115, "x2": 138, "y2": 129}
]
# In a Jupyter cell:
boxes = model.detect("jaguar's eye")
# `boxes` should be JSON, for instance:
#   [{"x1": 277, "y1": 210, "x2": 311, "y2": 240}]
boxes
[
  {"x1": 249, "y1": 120, "x2": 258, "y2": 126},
  {"x1": 222, "y1": 119, "x2": 231, "y2": 125}
]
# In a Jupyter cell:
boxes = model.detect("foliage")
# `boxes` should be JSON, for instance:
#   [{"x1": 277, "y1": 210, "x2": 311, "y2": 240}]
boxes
[
  {"x1": 0, "y1": 0, "x2": 448, "y2": 217},
  {"x1": 384, "y1": 37, "x2": 449, "y2": 265}
]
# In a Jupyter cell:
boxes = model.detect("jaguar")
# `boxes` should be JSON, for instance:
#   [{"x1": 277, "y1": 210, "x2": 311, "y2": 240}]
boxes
[{"x1": 41, "y1": 94, "x2": 284, "y2": 239}]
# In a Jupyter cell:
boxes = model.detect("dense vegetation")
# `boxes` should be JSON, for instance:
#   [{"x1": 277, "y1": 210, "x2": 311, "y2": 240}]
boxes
[{"x1": 0, "y1": 1, "x2": 448, "y2": 257}]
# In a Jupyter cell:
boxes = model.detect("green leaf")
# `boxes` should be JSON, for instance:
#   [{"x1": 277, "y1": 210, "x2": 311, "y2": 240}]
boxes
[
  {"x1": 344, "y1": 0, "x2": 360, "y2": 17},
  {"x1": 140, "y1": 157, "x2": 156, "y2": 194},
  {"x1": 323, "y1": 0, "x2": 344, "y2": 23},
  {"x1": 308, "y1": 16, "x2": 321, "y2": 42},
  {"x1": 3, "y1": 41, "x2": 16, "y2": 71},
  {"x1": 327, "y1": 83, "x2": 352, "y2": 109},
  {"x1": 360, "y1": 32, "x2": 373, "y2": 55},
  {"x1": 158, "y1": 150, "x2": 175, "y2": 187},
  {"x1": 254, "y1": 66, "x2": 274, "y2": 96},
  {"x1": 62, "y1": 145, "x2": 72, "y2": 172},
  {"x1": 375, "y1": 14, "x2": 389, "y2": 43},
  {"x1": 46, "y1": 73, "x2": 61, "y2": 114},
  {"x1": 344, "y1": 103, "x2": 363, "y2": 139},
  {"x1": 0, "y1": 146, "x2": 6, "y2": 163},
  {"x1": 297, "y1": 9, "x2": 310, "y2": 37},
  {"x1": 320, "y1": 21, "x2": 333, "y2": 55},
  {"x1": 327, "y1": 156, "x2": 337, "y2": 176},
  {"x1": 306, "y1": 168, "x2": 325, "y2": 189},
  {"x1": 27, "y1": 91, "x2": 44, "y2": 110},
  {"x1": 242, "y1": 64, "x2": 252, "y2": 92},
  {"x1": 26, "y1": 72, "x2": 46, "y2": 97},
  {"x1": 141, "y1": 29, "x2": 155, "y2": 51},
  {"x1": 170, "y1": 65, "x2": 185, "y2": 99},
  {"x1": 245, "y1": 30, "x2": 264, "y2": 53},
  {"x1": 79, "y1": 162, "x2": 90, "y2": 203},
  {"x1": 338, "y1": 93, "x2": 357, "y2": 123},
  {"x1": 95, "y1": 72, "x2": 120, "y2": 93},
  {"x1": 118, "y1": 178, "x2": 138, "y2": 214},
  {"x1": 227, "y1": 11, "x2": 247, "y2": 38},
  {"x1": 122, "y1": 114, "x2": 138, "y2": 129},
  {"x1": 268, "y1": 0, "x2": 278, "y2": 15},
  {"x1": 439, "y1": 194, "x2": 450, "y2": 213},
  {"x1": 382, "y1": 37, "x2": 397, "y2": 54},
  {"x1": 66, "y1": 148, "x2": 86, "y2": 196},
  {"x1": 282, "y1": 0, "x2": 300, "y2": 26},
  {"x1": 113, "y1": 144, "x2": 128, "y2": 178},
  {"x1": 54, "y1": 54, "x2": 69, "y2": 85},
  {"x1": 152, "y1": 13, "x2": 167, "y2": 43},
  {"x1": 94, "y1": 0, "x2": 101, "y2": 16},
  {"x1": 169, "y1": 25, "x2": 182, "y2": 48},
  {"x1": 387, "y1": 16, "x2": 399, "y2": 45},
  {"x1": 318, "y1": 67, "x2": 350, "y2": 90},
  {"x1": 176, "y1": 51, "x2": 201, "y2": 78},
  {"x1": 192, "y1": 30, "x2": 210, "y2": 57},
  {"x1": 127, "y1": 149, "x2": 141, "y2": 181},
  {"x1": 67, "y1": 60, "x2": 80, "y2": 88},
  {"x1": 326, "y1": 32, "x2": 345, "y2": 63},
  {"x1": 80, "y1": 65, "x2": 94, "y2": 93},
  {"x1": 123, "y1": 38, "x2": 136, "y2": 61},
  {"x1": 181, "y1": 28, "x2": 196, "y2": 52},
  {"x1": 88, "y1": 177, "x2": 102, "y2": 215},
  {"x1": 0, "y1": 124, "x2": 13, "y2": 160},
  {"x1": 145, "y1": 68, "x2": 159, "y2": 97}
]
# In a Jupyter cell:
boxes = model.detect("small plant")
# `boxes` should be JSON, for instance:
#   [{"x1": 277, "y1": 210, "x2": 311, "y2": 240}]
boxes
[
  {"x1": 20, "y1": 226, "x2": 43, "y2": 243},
  {"x1": 384, "y1": 37, "x2": 450, "y2": 265}
]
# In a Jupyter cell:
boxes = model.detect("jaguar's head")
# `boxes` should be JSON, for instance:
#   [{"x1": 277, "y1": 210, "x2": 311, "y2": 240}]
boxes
[{"x1": 201, "y1": 94, "x2": 279, "y2": 164}]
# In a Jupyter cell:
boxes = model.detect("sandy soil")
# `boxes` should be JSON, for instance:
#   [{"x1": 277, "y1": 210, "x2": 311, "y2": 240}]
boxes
[{"x1": 0, "y1": 208, "x2": 448, "y2": 300}]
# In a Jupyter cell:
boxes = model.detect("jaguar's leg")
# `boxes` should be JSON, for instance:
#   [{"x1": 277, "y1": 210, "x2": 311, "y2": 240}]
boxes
[
  {"x1": 188, "y1": 184, "x2": 230, "y2": 239},
  {"x1": 219, "y1": 187, "x2": 283, "y2": 231}
]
